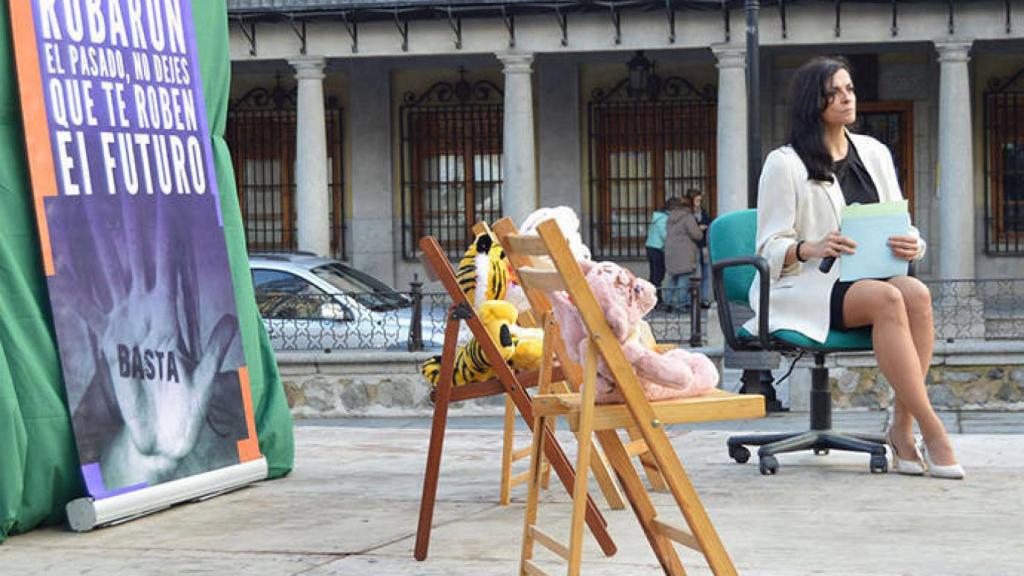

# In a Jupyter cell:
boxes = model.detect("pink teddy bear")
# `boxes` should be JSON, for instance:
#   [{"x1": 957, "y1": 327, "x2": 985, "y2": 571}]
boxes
[{"x1": 550, "y1": 259, "x2": 719, "y2": 404}]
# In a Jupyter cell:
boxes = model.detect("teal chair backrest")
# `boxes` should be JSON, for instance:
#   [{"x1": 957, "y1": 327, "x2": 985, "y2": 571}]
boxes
[{"x1": 708, "y1": 209, "x2": 758, "y2": 306}]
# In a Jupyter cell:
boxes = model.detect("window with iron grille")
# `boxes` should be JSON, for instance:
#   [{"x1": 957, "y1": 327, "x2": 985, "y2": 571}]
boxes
[
  {"x1": 588, "y1": 70, "x2": 716, "y2": 260},
  {"x1": 399, "y1": 72, "x2": 504, "y2": 259},
  {"x1": 226, "y1": 81, "x2": 346, "y2": 258},
  {"x1": 985, "y1": 70, "x2": 1024, "y2": 255},
  {"x1": 855, "y1": 101, "x2": 915, "y2": 214}
]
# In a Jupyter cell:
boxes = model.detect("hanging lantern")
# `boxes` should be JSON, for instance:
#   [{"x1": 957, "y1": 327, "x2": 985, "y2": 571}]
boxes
[{"x1": 627, "y1": 51, "x2": 661, "y2": 99}]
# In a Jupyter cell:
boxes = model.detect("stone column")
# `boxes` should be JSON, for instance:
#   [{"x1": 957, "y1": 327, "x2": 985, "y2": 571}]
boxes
[
  {"x1": 935, "y1": 39, "x2": 975, "y2": 281},
  {"x1": 537, "y1": 58, "x2": 582, "y2": 214},
  {"x1": 290, "y1": 56, "x2": 331, "y2": 256},
  {"x1": 497, "y1": 52, "x2": 537, "y2": 227},
  {"x1": 348, "y1": 60, "x2": 396, "y2": 285},
  {"x1": 711, "y1": 45, "x2": 748, "y2": 216}
]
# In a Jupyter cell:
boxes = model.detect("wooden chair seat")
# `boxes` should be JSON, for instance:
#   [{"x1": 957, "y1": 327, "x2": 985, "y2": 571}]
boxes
[{"x1": 533, "y1": 389, "x2": 766, "y2": 431}]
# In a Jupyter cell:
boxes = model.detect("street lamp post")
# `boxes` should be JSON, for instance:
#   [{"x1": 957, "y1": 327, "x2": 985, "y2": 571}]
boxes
[{"x1": 745, "y1": 0, "x2": 761, "y2": 208}]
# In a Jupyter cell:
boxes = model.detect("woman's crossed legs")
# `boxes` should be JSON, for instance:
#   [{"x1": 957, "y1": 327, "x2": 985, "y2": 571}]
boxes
[{"x1": 842, "y1": 276, "x2": 958, "y2": 466}]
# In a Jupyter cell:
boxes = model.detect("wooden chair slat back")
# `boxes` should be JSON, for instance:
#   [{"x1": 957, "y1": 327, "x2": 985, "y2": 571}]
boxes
[
  {"x1": 516, "y1": 267, "x2": 569, "y2": 293},
  {"x1": 420, "y1": 236, "x2": 442, "y2": 282},
  {"x1": 504, "y1": 234, "x2": 550, "y2": 260},
  {"x1": 471, "y1": 221, "x2": 491, "y2": 237},
  {"x1": 418, "y1": 235, "x2": 467, "y2": 305},
  {"x1": 493, "y1": 218, "x2": 552, "y2": 312}
]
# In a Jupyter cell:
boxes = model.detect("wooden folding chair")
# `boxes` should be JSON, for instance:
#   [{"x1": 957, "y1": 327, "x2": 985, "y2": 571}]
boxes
[
  {"x1": 414, "y1": 232, "x2": 618, "y2": 562},
  {"x1": 503, "y1": 219, "x2": 766, "y2": 576},
  {"x1": 432, "y1": 222, "x2": 623, "y2": 509},
  {"x1": 493, "y1": 218, "x2": 669, "y2": 494},
  {"x1": 477, "y1": 220, "x2": 626, "y2": 510}
]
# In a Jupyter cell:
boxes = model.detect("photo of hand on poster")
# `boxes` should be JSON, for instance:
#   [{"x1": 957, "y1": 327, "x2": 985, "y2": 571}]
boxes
[{"x1": 54, "y1": 194, "x2": 248, "y2": 492}]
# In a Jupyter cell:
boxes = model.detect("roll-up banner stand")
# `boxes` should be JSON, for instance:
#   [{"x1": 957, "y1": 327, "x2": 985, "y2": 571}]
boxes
[{"x1": 8, "y1": 0, "x2": 267, "y2": 531}]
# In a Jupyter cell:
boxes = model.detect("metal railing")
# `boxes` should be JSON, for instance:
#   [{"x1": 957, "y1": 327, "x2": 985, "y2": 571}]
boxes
[
  {"x1": 716, "y1": 279, "x2": 1024, "y2": 345},
  {"x1": 927, "y1": 279, "x2": 1024, "y2": 342},
  {"x1": 255, "y1": 286, "x2": 453, "y2": 352},
  {"x1": 256, "y1": 278, "x2": 1024, "y2": 352},
  {"x1": 256, "y1": 279, "x2": 707, "y2": 352}
]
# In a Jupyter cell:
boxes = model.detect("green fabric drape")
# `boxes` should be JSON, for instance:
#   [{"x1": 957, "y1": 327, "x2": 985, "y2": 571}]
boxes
[{"x1": 0, "y1": 0, "x2": 294, "y2": 542}]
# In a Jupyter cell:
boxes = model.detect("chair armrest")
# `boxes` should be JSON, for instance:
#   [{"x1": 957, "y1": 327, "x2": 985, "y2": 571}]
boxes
[{"x1": 711, "y1": 256, "x2": 772, "y2": 351}]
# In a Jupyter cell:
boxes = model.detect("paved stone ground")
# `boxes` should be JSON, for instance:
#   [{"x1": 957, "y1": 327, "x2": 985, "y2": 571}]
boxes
[{"x1": 3, "y1": 413, "x2": 1023, "y2": 575}]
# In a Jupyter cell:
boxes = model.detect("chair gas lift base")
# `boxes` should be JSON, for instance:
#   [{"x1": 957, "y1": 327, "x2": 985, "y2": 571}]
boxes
[
  {"x1": 725, "y1": 353, "x2": 887, "y2": 476},
  {"x1": 710, "y1": 210, "x2": 889, "y2": 476}
]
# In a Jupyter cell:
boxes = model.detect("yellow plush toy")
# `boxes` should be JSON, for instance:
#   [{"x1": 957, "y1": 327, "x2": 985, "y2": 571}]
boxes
[
  {"x1": 421, "y1": 300, "x2": 540, "y2": 387},
  {"x1": 467, "y1": 231, "x2": 544, "y2": 355},
  {"x1": 456, "y1": 232, "x2": 509, "y2": 309},
  {"x1": 420, "y1": 231, "x2": 545, "y2": 388}
]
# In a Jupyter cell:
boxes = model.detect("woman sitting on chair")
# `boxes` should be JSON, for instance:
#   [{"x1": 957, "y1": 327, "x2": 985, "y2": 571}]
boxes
[{"x1": 751, "y1": 56, "x2": 964, "y2": 479}]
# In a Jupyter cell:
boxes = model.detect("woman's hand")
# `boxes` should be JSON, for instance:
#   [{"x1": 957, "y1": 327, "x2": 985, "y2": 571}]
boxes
[
  {"x1": 804, "y1": 230, "x2": 857, "y2": 259},
  {"x1": 888, "y1": 235, "x2": 921, "y2": 261}
]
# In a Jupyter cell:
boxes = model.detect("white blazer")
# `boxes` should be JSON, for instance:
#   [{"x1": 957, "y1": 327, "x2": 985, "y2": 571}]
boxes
[{"x1": 743, "y1": 133, "x2": 926, "y2": 343}]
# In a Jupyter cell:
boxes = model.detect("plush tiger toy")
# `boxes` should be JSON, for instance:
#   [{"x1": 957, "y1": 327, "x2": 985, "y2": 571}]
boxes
[
  {"x1": 421, "y1": 232, "x2": 545, "y2": 389},
  {"x1": 455, "y1": 231, "x2": 542, "y2": 340},
  {"x1": 421, "y1": 300, "x2": 532, "y2": 387},
  {"x1": 456, "y1": 232, "x2": 510, "y2": 310}
]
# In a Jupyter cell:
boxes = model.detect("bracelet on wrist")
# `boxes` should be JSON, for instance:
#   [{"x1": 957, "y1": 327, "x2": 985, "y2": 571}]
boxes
[{"x1": 795, "y1": 240, "x2": 807, "y2": 263}]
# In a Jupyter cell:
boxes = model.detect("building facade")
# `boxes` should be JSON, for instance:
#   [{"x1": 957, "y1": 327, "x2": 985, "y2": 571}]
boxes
[{"x1": 225, "y1": 0, "x2": 1024, "y2": 288}]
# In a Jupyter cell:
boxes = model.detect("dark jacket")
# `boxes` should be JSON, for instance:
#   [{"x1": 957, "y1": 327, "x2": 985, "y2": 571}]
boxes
[
  {"x1": 694, "y1": 208, "x2": 710, "y2": 249},
  {"x1": 665, "y1": 206, "x2": 703, "y2": 276}
]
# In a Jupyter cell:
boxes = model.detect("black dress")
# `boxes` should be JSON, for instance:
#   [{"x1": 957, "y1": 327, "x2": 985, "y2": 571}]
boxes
[{"x1": 828, "y1": 137, "x2": 880, "y2": 331}]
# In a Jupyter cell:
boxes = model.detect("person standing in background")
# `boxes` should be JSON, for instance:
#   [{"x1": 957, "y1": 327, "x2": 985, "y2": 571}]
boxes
[
  {"x1": 664, "y1": 191, "x2": 703, "y2": 313},
  {"x1": 646, "y1": 196, "x2": 680, "y2": 308},
  {"x1": 691, "y1": 191, "x2": 713, "y2": 309}
]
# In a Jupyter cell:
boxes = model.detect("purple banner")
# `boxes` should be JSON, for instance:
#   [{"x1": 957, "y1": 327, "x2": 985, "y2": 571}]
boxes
[{"x1": 16, "y1": 0, "x2": 259, "y2": 499}]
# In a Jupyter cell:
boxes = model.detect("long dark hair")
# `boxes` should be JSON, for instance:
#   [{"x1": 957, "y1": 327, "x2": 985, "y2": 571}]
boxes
[{"x1": 787, "y1": 56, "x2": 852, "y2": 183}]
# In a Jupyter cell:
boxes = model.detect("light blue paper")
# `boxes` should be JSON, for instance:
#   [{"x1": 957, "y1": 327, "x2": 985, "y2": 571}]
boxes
[{"x1": 839, "y1": 212, "x2": 911, "y2": 281}]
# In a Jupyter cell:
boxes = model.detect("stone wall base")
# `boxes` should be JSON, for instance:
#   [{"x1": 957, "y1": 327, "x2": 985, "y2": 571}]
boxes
[
  {"x1": 785, "y1": 341, "x2": 1024, "y2": 412},
  {"x1": 279, "y1": 351, "x2": 507, "y2": 418},
  {"x1": 279, "y1": 342, "x2": 1024, "y2": 418}
]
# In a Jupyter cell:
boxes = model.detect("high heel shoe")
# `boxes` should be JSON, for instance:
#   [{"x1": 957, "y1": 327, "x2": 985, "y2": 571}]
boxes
[
  {"x1": 886, "y1": 431, "x2": 925, "y2": 476},
  {"x1": 919, "y1": 440, "x2": 966, "y2": 480}
]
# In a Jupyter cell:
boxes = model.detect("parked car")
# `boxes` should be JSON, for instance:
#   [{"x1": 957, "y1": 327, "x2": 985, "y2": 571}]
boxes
[{"x1": 249, "y1": 252, "x2": 447, "y2": 351}]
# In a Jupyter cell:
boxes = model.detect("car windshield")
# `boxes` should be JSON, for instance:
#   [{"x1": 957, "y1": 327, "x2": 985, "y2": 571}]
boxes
[{"x1": 311, "y1": 263, "x2": 412, "y2": 312}]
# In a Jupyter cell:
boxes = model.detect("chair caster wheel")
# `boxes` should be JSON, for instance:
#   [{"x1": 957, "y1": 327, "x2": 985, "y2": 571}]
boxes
[
  {"x1": 870, "y1": 454, "x2": 888, "y2": 474},
  {"x1": 728, "y1": 445, "x2": 751, "y2": 464},
  {"x1": 759, "y1": 455, "x2": 779, "y2": 476},
  {"x1": 813, "y1": 448, "x2": 829, "y2": 456}
]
